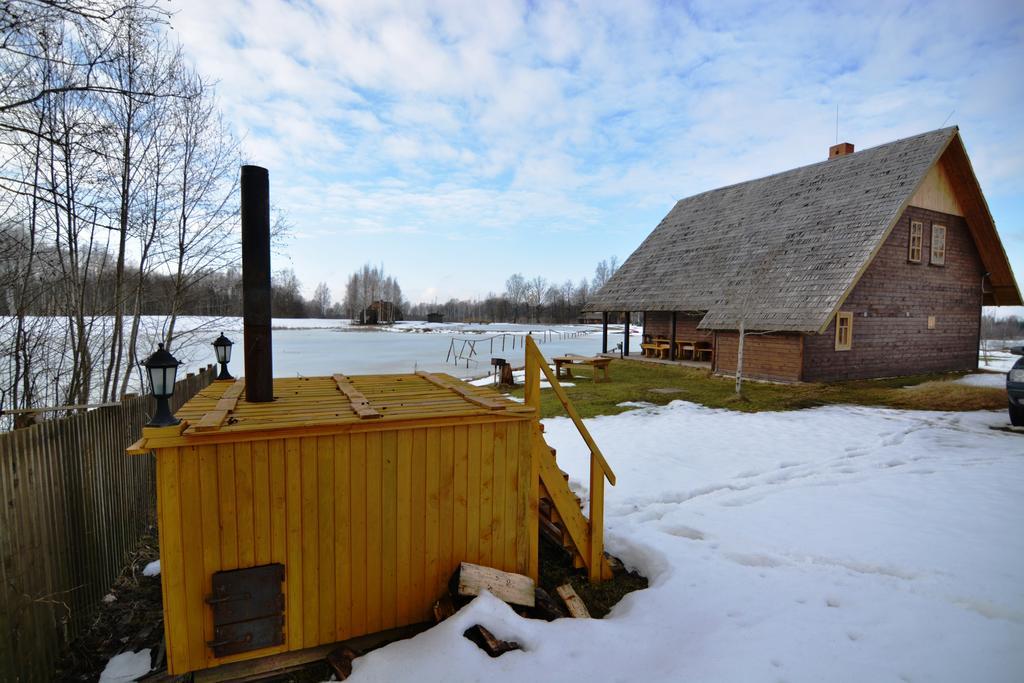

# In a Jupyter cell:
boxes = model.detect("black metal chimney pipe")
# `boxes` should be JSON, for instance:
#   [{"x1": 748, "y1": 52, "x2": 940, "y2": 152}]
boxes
[{"x1": 240, "y1": 165, "x2": 274, "y2": 402}]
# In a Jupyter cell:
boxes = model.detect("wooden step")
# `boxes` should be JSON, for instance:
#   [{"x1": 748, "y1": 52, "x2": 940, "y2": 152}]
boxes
[{"x1": 539, "y1": 516, "x2": 565, "y2": 547}]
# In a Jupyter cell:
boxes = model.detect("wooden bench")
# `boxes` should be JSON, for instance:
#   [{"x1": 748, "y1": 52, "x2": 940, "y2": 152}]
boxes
[
  {"x1": 640, "y1": 342, "x2": 671, "y2": 359},
  {"x1": 553, "y1": 355, "x2": 612, "y2": 382}
]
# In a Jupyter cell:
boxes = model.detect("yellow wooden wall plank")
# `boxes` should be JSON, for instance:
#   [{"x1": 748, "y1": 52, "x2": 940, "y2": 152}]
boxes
[
  {"x1": 478, "y1": 423, "x2": 494, "y2": 567},
  {"x1": 234, "y1": 442, "x2": 255, "y2": 567},
  {"x1": 179, "y1": 446, "x2": 207, "y2": 671},
  {"x1": 216, "y1": 443, "x2": 238, "y2": 570},
  {"x1": 197, "y1": 444, "x2": 221, "y2": 663},
  {"x1": 349, "y1": 432, "x2": 367, "y2": 635},
  {"x1": 159, "y1": 449, "x2": 190, "y2": 674},
  {"x1": 425, "y1": 428, "x2": 441, "y2": 603},
  {"x1": 452, "y1": 425, "x2": 468, "y2": 567},
  {"x1": 252, "y1": 441, "x2": 271, "y2": 566},
  {"x1": 316, "y1": 435, "x2": 335, "y2": 644},
  {"x1": 466, "y1": 424, "x2": 481, "y2": 565},
  {"x1": 516, "y1": 422, "x2": 531, "y2": 576},
  {"x1": 333, "y1": 434, "x2": 352, "y2": 640},
  {"x1": 504, "y1": 421, "x2": 519, "y2": 572},
  {"x1": 491, "y1": 423, "x2": 507, "y2": 571},
  {"x1": 365, "y1": 431, "x2": 383, "y2": 634},
  {"x1": 409, "y1": 429, "x2": 427, "y2": 622},
  {"x1": 284, "y1": 437, "x2": 303, "y2": 649},
  {"x1": 299, "y1": 437, "x2": 320, "y2": 648},
  {"x1": 269, "y1": 441, "x2": 287, "y2": 564},
  {"x1": 438, "y1": 426, "x2": 454, "y2": 587},
  {"x1": 380, "y1": 431, "x2": 398, "y2": 630},
  {"x1": 396, "y1": 429, "x2": 413, "y2": 624}
]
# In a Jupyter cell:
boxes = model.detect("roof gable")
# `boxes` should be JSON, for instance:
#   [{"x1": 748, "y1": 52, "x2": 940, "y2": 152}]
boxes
[{"x1": 587, "y1": 127, "x2": 1019, "y2": 331}]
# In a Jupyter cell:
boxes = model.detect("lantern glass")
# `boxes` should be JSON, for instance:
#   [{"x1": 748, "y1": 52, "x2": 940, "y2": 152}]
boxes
[
  {"x1": 143, "y1": 343, "x2": 181, "y2": 398},
  {"x1": 148, "y1": 363, "x2": 175, "y2": 397}
]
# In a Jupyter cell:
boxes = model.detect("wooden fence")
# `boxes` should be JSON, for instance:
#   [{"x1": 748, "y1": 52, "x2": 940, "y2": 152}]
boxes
[{"x1": 0, "y1": 366, "x2": 215, "y2": 681}]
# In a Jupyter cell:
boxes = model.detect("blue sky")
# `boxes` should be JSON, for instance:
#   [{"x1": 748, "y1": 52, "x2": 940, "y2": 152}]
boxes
[{"x1": 169, "y1": 0, "x2": 1024, "y2": 305}]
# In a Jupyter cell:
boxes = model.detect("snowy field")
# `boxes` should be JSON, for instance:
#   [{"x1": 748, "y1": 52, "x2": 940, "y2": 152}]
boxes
[
  {"x1": 2, "y1": 317, "x2": 632, "y2": 398},
  {"x1": 349, "y1": 402, "x2": 1024, "y2": 683},
  {"x1": 168, "y1": 317, "x2": 636, "y2": 379}
]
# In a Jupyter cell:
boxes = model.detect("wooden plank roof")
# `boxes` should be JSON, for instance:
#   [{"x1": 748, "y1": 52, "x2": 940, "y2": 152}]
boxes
[
  {"x1": 586, "y1": 127, "x2": 1021, "y2": 332},
  {"x1": 132, "y1": 373, "x2": 532, "y2": 450}
]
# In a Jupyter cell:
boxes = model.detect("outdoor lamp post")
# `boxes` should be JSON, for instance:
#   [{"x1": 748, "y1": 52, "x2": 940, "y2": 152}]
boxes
[
  {"x1": 144, "y1": 343, "x2": 181, "y2": 427},
  {"x1": 213, "y1": 332, "x2": 234, "y2": 380}
]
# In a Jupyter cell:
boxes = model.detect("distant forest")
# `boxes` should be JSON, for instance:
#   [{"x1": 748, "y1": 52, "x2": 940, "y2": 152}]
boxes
[{"x1": 981, "y1": 314, "x2": 1024, "y2": 342}]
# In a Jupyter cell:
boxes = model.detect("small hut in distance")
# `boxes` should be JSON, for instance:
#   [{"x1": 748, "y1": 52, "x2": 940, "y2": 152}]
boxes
[
  {"x1": 427, "y1": 311, "x2": 444, "y2": 323},
  {"x1": 359, "y1": 300, "x2": 399, "y2": 325}
]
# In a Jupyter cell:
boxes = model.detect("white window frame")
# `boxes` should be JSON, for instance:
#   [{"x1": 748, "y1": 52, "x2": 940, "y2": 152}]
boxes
[
  {"x1": 835, "y1": 311, "x2": 853, "y2": 351},
  {"x1": 908, "y1": 220, "x2": 923, "y2": 263},
  {"x1": 930, "y1": 224, "x2": 946, "y2": 265}
]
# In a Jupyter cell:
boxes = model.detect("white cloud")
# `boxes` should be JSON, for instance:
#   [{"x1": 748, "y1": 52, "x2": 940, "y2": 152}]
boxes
[{"x1": 167, "y1": 0, "x2": 1024, "y2": 302}]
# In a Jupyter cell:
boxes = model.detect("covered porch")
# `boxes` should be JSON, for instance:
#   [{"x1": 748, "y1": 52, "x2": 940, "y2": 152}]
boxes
[{"x1": 596, "y1": 310, "x2": 716, "y2": 367}]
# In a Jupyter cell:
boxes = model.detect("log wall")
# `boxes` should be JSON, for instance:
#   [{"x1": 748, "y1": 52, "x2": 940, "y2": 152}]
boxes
[
  {"x1": 713, "y1": 332, "x2": 804, "y2": 382},
  {"x1": 802, "y1": 206, "x2": 983, "y2": 381},
  {"x1": 643, "y1": 312, "x2": 714, "y2": 343}
]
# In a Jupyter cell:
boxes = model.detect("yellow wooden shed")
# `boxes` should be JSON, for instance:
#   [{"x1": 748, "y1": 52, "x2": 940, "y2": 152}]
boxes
[{"x1": 129, "y1": 340, "x2": 614, "y2": 675}]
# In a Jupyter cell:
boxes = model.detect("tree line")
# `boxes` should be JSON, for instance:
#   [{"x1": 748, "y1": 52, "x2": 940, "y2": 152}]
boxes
[{"x1": 404, "y1": 257, "x2": 619, "y2": 324}]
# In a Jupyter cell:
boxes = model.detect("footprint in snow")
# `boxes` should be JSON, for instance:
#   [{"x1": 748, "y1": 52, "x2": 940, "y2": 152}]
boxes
[
  {"x1": 725, "y1": 552, "x2": 786, "y2": 568},
  {"x1": 847, "y1": 630, "x2": 863, "y2": 641},
  {"x1": 660, "y1": 524, "x2": 705, "y2": 540},
  {"x1": 826, "y1": 597, "x2": 841, "y2": 608}
]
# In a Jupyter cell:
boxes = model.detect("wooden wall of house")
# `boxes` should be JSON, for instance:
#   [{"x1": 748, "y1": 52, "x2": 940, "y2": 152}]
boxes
[
  {"x1": 643, "y1": 312, "x2": 714, "y2": 342},
  {"x1": 714, "y1": 332, "x2": 803, "y2": 382},
  {"x1": 802, "y1": 206, "x2": 983, "y2": 382}
]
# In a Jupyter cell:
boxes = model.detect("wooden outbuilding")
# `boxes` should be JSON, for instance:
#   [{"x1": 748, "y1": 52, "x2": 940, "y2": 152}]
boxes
[
  {"x1": 127, "y1": 340, "x2": 613, "y2": 675},
  {"x1": 587, "y1": 127, "x2": 1022, "y2": 381},
  {"x1": 359, "y1": 300, "x2": 398, "y2": 325},
  {"x1": 426, "y1": 311, "x2": 444, "y2": 323}
]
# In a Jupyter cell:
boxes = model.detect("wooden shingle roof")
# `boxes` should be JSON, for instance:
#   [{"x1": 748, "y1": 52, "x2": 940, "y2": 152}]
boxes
[{"x1": 586, "y1": 127, "x2": 1020, "y2": 332}]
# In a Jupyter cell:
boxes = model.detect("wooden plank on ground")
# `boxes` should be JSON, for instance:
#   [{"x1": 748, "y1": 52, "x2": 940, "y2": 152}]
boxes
[
  {"x1": 555, "y1": 583, "x2": 591, "y2": 618},
  {"x1": 449, "y1": 562, "x2": 535, "y2": 607}
]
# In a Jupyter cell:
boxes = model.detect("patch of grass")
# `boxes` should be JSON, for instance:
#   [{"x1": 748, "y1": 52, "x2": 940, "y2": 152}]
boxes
[
  {"x1": 538, "y1": 540, "x2": 647, "y2": 619},
  {"x1": 507, "y1": 359, "x2": 1006, "y2": 418}
]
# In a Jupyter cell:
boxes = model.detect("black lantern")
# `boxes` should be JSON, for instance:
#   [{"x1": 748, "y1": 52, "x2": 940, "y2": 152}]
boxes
[
  {"x1": 143, "y1": 343, "x2": 181, "y2": 427},
  {"x1": 213, "y1": 332, "x2": 234, "y2": 380}
]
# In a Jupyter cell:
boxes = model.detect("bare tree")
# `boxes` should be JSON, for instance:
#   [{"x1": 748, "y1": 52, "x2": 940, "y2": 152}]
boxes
[
  {"x1": 504, "y1": 273, "x2": 527, "y2": 323},
  {"x1": 312, "y1": 281, "x2": 331, "y2": 317}
]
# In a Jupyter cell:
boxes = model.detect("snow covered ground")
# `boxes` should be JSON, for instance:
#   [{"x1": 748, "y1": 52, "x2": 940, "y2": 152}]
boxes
[
  {"x1": 351, "y1": 402, "x2": 1024, "y2": 682},
  {"x1": 98, "y1": 649, "x2": 151, "y2": 682}
]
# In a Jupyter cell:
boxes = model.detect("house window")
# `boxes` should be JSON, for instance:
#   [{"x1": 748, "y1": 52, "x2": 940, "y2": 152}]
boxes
[
  {"x1": 927, "y1": 315, "x2": 936, "y2": 330},
  {"x1": 835, "y1": 312, "x2": 853, "y2": 351},
  {"x1": 908, "y1": 220, "x2": 923, "y2": 263},
  {"x1": 930, "y1": 224, "x2": 946, "y2": 265}
]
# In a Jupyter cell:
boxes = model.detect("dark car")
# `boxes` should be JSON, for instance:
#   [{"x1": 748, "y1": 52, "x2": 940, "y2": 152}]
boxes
[{"x1": 1009, "y1": 346, "x2": 1024, "y2": 426}]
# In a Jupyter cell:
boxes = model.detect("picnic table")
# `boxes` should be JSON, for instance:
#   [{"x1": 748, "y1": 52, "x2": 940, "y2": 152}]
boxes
[
  {"x1": 553, "y1": 354, "x2": 612, "y2": 382},
  {"x1": 673, "y1": 339, "x2": 713, "y2": 362}
]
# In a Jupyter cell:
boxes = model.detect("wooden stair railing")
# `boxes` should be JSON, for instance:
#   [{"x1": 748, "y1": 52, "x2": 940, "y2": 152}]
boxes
[{"x1": 524, "y1": 335, "x2": 615, "y2": 583}]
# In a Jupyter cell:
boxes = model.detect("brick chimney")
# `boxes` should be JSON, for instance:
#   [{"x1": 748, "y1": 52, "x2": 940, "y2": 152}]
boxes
[{"x1": 829, "y1": 142, "x2": 855, "y2": 159}]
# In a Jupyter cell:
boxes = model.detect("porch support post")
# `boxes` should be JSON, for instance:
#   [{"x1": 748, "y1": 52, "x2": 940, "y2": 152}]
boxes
[
  {"x1": 601, "y1": 312, "x2": 608, "y2": 353},
  {"x1": 670, "y1": 311, "x2": 677, "y2": 361},
  {"x1": 623, "y1": 311, "x2": 630, "y2": 357}
]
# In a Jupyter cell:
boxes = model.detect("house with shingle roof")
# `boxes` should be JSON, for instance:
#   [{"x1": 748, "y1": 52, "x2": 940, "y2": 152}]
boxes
[{"x1": 586, "y1": 127, "x2": 1021, "y2": 382}]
